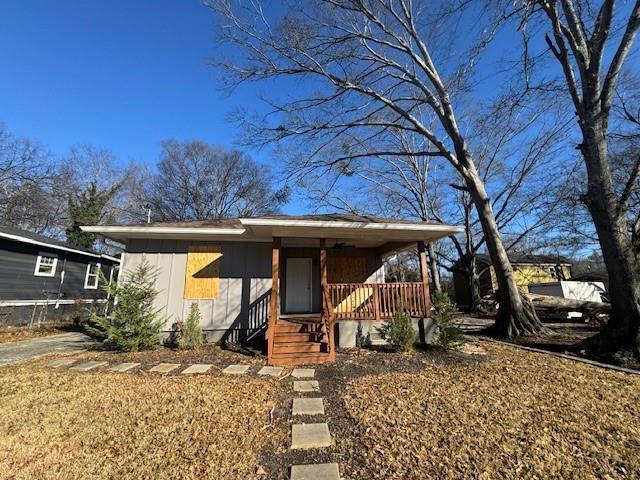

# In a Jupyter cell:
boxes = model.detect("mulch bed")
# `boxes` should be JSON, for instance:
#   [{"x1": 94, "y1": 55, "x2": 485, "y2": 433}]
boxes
[
  {"x1": 259, "y1": 340, "x2": 640, "y2": 479},
  {"x1": 258, "y1": 345, "x2": 481, "y2": 479}
]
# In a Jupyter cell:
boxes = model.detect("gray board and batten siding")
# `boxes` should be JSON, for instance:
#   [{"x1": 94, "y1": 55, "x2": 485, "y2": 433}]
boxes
[{"x1": 124, "y1": 239, "x2": 386, "y2": 344}]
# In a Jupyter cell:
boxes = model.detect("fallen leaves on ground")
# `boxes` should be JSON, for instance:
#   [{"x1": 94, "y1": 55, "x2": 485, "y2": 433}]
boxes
[
  {"x1": 342, "y1": 341, "x2": 640, "y2": 479},
  {"x1": 0, "y1": 364, "x2": 283, "y2": 480}
]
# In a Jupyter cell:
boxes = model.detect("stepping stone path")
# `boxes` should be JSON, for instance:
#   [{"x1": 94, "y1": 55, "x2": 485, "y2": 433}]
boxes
[
  {"x1": 149, "y1": 363, "x2": 180, "y2": 374},
  {"x1": 293, "y1": 380, "x2": 320, "y2": 392},
  {"x1": 291, "y1": 423, "x2": 332, "y2": 449},
  {"x1": 222, "y1": 364, "x2": 251, "y2": 375},
  {"x1": 292, "y1": 398, "x2": 324, "y2": 416},
  {"x1": 181, "y1": 364, "x2": 212, "y2": 374},
  {"x1": 47, "y1": 358, "x2": 76, "y2": 368},
  {"x1": 258, "y1": 366, "x2": 284, "y2": 377},
  {"x1": 69, "y1": 361, "x2": 108, "y2": 372},
  {"x1": 288, "y1": 368, "x2": 340, "y2": 480},
  {"x1": 110, "y1": 362, "x2": 140, "y2": 372},
  {"x1": 290, "y1": 463, "x2": 340, "y2": 480}
]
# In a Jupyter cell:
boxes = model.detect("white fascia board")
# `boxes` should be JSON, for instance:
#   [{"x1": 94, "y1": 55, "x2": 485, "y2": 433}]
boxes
[
  {"x1": 81, "y1": 225, "x2": 246, "y2": 236},
  {"x1": 240, "y1": 218, "x2": 464, "y2": 233},
  {"x1": 0, "y1": 232, "x2": 102, "y2": 258}
]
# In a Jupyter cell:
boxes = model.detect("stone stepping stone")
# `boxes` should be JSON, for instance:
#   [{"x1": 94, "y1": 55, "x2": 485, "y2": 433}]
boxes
[
  {"x1": 148, "y1": 363, "x2": 180, "y2": 374},
  {"x1": 47, "y1": 358, "x2": 77, "y2": 368},
  {"x1": 290, "y1": 463, "x2": 340, "y2": 480},
  {"x1": 291, "y1": 423, "x2": 332, "y2": 450},
  {"x1": 69, "y1": 361, "x2": 108, "y2": 372},
  {"x1": 292, "y1": 398, "x2": 325, "y2": 416},
  {"x1": 181, "y1": 364, "x2": 212, "y2": 374},
  {"x1": 291, "y1": 368, "x2": 315, "y2": 378},
  {"x1": 258, "y1": 366, "x2": 284, "y2": 377},
  {"x1": 293, "y1": 380, "x2": 320, "y2": 392},
  {"x1": 222, "y1": 364, "x2": 250, "y2": 375},
  {"x1": 111, "y1": 362, "x2": 140, "y2": 373}
]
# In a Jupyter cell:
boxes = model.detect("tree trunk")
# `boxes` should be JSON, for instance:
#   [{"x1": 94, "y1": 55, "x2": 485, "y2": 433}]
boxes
[
  {"x1": 426, "y1": 243, "x2": 441, "y2": 292},
  {"x1": 526, "y1": 293, "x2": 611, "y2": 315},
  {"x1": 579, "y1": 125, "x2": 640, "y2": 356},
  {"x1": 464, "y1": 167, "x2": 549, "y2": 336},
  {"x1": 469, "y1": 255, "x2": 486, "y2": 314}
]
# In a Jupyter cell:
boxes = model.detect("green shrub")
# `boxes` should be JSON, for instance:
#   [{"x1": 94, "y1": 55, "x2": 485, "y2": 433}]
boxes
[
  {"x1": 377, "y1": 307, "x2": 416, "y2": 351},
  {"x1": 432, "y1": 291, "x2": 464, "y2": 349},
  {"x1": 178, "y1": 303, "x2": 203, "y2": 350},
  {"x1": 87, "y1": 260, "x2": 163, "y2": 352}
]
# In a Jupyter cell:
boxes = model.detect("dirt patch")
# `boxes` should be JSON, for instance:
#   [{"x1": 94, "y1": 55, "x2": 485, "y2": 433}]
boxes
[
  {"x1": 339, "y1": 341, "x2": 640, "y2": 479},
  {"x1": 0, "y1": 362, "x2": 285, "y2": 480},
  {"x1": 259, "y1": 345, "x2": 481, "y2": 479}
]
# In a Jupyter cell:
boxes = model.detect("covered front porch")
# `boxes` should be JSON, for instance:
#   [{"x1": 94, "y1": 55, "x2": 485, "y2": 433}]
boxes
[{"x1": 266, "y1": 237, "x2": 437, "y2": 366}]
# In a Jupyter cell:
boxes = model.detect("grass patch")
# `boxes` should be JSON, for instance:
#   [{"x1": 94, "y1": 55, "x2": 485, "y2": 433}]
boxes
[
  {"x1": 342, "y1": 341, "x2": 640, "y2": 479},
  {"x1": 0, "y1": 363, "x2": 283, "y2": 479}
]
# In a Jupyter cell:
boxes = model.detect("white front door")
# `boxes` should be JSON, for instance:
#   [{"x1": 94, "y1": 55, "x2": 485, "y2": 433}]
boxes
[{"x1": 285, "y1": 258, "x2": 313, "y2": 312}]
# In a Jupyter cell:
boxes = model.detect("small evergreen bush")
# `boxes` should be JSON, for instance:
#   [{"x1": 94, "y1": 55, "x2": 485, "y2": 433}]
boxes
[
  {"x1": 377, "y1": 306, "x2": 416, "y2": 351},
  {"x1": 178, "y1": 303, "x2": 203, "y2": 350},
  {"x1": 432, "y1": 291, "x2": 464, "y2": 349},
  {"x1": 87, "y1": 260, "x2": 163, "y2": 351}
]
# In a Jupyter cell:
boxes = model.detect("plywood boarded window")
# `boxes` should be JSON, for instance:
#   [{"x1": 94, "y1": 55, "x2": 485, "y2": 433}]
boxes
[
  {"x1": 184, "y1": 245, "x2": 221, "y2": 299},
  {"x1": 327, "y1": 257, "x2": 367, "y2": 283}
]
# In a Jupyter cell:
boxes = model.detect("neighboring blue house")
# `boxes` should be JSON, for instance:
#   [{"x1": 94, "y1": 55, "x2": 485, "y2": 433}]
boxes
[{"x1": 0, "y1": 225, "x2": 120, "y2": 327}]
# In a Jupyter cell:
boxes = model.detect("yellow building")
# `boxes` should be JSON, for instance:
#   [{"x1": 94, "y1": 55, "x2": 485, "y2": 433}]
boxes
[{"x1": 453, "y1": 254, "x2": 572, "y2": 308}]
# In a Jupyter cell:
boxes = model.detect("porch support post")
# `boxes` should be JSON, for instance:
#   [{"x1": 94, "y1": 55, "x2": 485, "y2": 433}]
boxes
[
  {"x1": 320, "y1": 238, "x2": 327, "y2": 287},
  {"x1": 267, "y1": 237, "x2": 281, "y2": 363},
  {"x1": 319, "y1": 238, "x2": 335, "y2": 360},
  {"x1": 418, "y1": 241, "x2": 432, "y2": 317}
]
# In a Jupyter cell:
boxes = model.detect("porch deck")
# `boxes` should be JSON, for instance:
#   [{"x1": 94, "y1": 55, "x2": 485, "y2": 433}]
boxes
[{"x1": 267, "y1": 238, "x2": 433, "y2": 366}]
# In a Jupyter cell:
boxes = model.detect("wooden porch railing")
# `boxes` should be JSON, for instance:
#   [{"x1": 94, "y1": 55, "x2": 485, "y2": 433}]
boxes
[{"x1": 326, "y1": 283, "x2": 429, "y2": 320}]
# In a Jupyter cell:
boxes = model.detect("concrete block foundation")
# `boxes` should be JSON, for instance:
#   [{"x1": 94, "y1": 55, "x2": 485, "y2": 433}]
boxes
[{"x1": 335, "y1": 317, "x2": 436, "y2": 348}]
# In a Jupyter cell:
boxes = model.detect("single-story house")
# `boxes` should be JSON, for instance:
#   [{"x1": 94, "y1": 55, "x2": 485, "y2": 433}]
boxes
[
  {"x1": 454, "y1": 253, "x2": 573, "y2": 307},
  {"x1": 84, "y1": 214, "x2": 463, "y2": 365},
  {"x1": 0, "y1": 224, "x2": 120, "y2": 327}
]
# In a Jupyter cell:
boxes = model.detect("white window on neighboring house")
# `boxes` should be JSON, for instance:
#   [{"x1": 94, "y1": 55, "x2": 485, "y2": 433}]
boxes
[
  {"x1": 34, "y1": 253, "x2": 58, "y2": 277},
  {"x1": 548, "y1": 266, "x2": 559, "y2": 280},
  {"x1": 84, "y1": 263, "x2": 101, "y2": 289}
]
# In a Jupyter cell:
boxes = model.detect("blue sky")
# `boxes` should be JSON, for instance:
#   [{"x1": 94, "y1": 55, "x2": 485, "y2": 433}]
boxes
[{"x1": 0, "y1": 0, "x2": 301, "y2": 203}]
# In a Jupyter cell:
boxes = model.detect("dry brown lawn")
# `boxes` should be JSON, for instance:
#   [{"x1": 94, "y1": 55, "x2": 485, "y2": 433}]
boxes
[
  {"x1": 342, "y1": 341, "x2": 640, "y2": 479},
  {"x1": 0, "y1": 363, "x2": 284, "y2": 480}
]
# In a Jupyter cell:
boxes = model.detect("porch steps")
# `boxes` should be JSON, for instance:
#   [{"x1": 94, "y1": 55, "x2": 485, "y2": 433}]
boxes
[
  {"x1": 273, "y1": 342, "x2": 322, "y2": 354},
  {"x1": 270, "y1": 319, "x2": 331, "y2": 366},
  {"x1": 270, "y1": 352, "x2": 331, "y2": 366}
]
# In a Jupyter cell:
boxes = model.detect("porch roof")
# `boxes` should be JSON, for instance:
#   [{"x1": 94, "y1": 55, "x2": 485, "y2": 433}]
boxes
[{"x1": 82, "y1": 214, "x2": 463, "y2": 250}]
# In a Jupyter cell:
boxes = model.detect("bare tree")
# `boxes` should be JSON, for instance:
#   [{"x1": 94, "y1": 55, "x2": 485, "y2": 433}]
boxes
[
  {"x1": 522, "y1": 0, "x2": 640, "y2": 356},
  {"x1": 208, "y1": 0, "x2": 572, "y2": 336},
  {"x1": 0, "y1": 125, "x2": 62, "y2": 234},
  {"x1": 143, "y1": 140, "x2": 287, "y2": 221}
]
